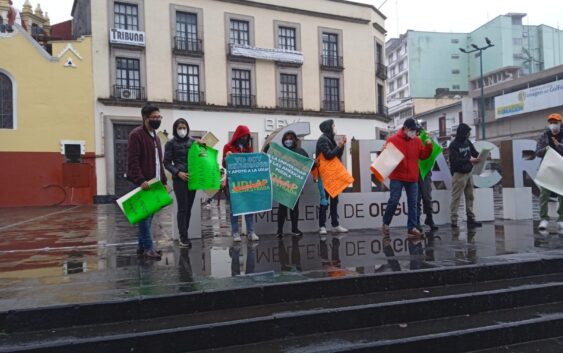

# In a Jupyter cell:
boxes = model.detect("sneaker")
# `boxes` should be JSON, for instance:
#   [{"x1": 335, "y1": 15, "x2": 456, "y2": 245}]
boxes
[
  {"x1": 233, "y1": 233, "x2": 242, "y2": 242},
  {"x1": 276, "y1": 230, "x2": 284, "y2": 239},
  {"x1": 382, "y1": 224, "x2": 390, "y2": 236},
  {"x1": 179, "y1": 238, "x2": 192, "y2": 248},
  {"x1": 467, "y1": 220, "x2": 482, "y2": 228},
  {"x1": 319, "y1": 227, "x2": 328, "y2": 235},
  {"x1": 291, "y1": 229, "x2": 303, "y2": 237},
  {"x1": 451, "y1": 223, "x2": 458, "y2": 229},
  {"x1": 143, "y1": 249, "x2": 162, "y2": 259},
  {"x1": 137, "y1": 248, "x2": 162, "y2": 255},
  {"x1": 248, "y1": 232, "x2": 260, "y2": 241},
  {"x1": 538, "y1": 219, "x2": 549, "y2": 231},
  {"x1": 428, "y1": 224, "x2": 439, "y2": 231},
  {"x1": 407, "y1": 228, "x2": 423, "y2": 240},
  {"x1": 332, "y1": 225, "x2": 349, "y2": 233}
]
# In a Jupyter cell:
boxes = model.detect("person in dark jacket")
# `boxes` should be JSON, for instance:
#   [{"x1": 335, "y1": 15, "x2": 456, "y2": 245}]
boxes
[
  {"x1": 416, "y1": 124, "x2": 438, "y2": 232},
  {"x1": 222, "y1": 125, "x2": 259, "y2": 242},
  {"x1": 315, "y1": 119, "x2": 348, "y2": 235},
  {"x1": 164, "y1": 118, "x2": 197, "y2": 248},
  {"x1": 535, "y1": 113, "x2": 563, "y2": 231},
  {"x1": 126, "y1": 104, "x2": 168, "y2": 260},
  {"x1": 382, "y1": 118, "x2": 433, "y2": 239},
  {"x1": 275, "y1": 131, "x2": 309, "y2": 238},
  {"x1": 448, "y1": 123, "x2": 481, "y2": 228}
]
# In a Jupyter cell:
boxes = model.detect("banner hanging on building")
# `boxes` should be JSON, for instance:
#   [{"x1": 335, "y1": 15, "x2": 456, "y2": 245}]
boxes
[
  {"x1": 267, "y1": 142, "x2": 314, "y2": 210},
  {"x1": 495, "y1": 79, "x2": 563, "y2": 119},
  {"x1": 226, "y1": 153, "x2": 273, "y2": 216}
]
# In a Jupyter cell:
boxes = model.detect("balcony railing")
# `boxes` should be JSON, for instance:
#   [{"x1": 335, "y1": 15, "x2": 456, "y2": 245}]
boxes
[
  {"x1": 377, "y1": 104, "x2": 389, "y2": 117},
  {"x1": 229, "y1": 94, "x2": 256, "y2": 108},
  {"x1": 175, "y1": 90, "x2": 205, "y2": 104},
  {"x1": 112, "y1": 85, "x2": 145, "y2": 100},
  {"x1": 322, "y1": 100, "x2": 344, "y2": 112},
  {"x1": 320, "y1": 55, "x2": 344, "y2": 70},
  {"x1": 278, "y1": 97, "x2": 303, "y2": 110},
  {"x1": 174, "y1": 37, "x2": 203, "y2": 55},
  {"x1": 376, "y1": 63, "x2": 388, "y2": 80}
]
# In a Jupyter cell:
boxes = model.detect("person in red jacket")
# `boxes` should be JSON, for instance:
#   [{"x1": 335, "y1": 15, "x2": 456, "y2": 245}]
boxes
[
  {"x1": 382, "y1": 118, "x2": 433, "y2": 239},
  {"x1": 222, "y1": 125, "x2": 259, "y2": 242}
]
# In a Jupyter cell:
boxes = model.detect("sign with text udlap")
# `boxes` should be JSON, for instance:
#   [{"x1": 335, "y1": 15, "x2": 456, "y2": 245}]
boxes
[
  {"x1": 116, "y1": 179, "x2": 173, "y2": 225},
  {"x1": 419, "y1": 130, "x2": 443, "y2": 180},
  {"x1": 226, "y1": 153, "x2": 273, "y2": 216},
  {"x1": 267, "y1": 142, "x2": 314, "y2": 210},
  {"x1": 188, "y1": 143, "x2": 220, "y2": 191}
]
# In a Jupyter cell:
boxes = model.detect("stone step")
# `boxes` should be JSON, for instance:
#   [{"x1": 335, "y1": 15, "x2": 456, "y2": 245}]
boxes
[{"x1": 2, "y1": 271, "x2": 563, "y2": 352}]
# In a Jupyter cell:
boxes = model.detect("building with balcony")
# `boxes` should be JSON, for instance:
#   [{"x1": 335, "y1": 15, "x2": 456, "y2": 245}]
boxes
[{"x1": 71, "y1": 0, "x2": 389, "y2": 199}]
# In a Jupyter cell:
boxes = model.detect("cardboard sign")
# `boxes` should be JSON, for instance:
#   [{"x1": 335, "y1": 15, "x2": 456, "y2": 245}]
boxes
[
  {"x1": 188, "y1": 143, "x2": 220, "y2": 191},
  {"x1": 116, "y1": 179, "x2": 173, "y2": 225},
  {"x1": 370, "y1": 142, "x2": 405, "y2": 183},
  {"x1": 318, "y1": 154, "x2": 354, "y2": 198},
  {"x1": 535, "y1": 147, "x2": 563, "y2": 196}
]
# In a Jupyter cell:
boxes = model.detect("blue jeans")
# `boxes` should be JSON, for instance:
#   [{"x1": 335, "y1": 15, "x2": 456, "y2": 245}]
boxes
[
  {"x1": 230, "y1": 213, "x2": 255, "y2": 235},
  {"x1": 138, "y1": 215, "x2": 154, "y2": 250},
  {"x1": 383, "y1": 180, "x2": 418, "y2": 230}
]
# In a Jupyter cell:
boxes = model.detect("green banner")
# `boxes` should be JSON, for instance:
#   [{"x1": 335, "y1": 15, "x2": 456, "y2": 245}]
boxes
[
  {"x1": 116, "y1": 179, "x2": 173, "y2": 225},
  {"x1": 188, "y1": 143, "x2": 220, "y2": 191},
  {"x1": 267, "y1": 142, "x2": 314, "y2": 209},
  {"x1": 226, "y1": 153, "x2": 272, "y2": 216},
  {"x1": 419, "y1": 129, "x2": 443, "y2": 180}
]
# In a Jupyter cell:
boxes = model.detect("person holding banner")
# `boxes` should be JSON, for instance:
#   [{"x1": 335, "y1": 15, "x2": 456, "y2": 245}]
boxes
[
  {"x1": 223, "y1": 125, "x2": 259, "y2": 242},
  {"x1": 381, "y1": 118, "x2": 433, "y2": 239},
  {"x1": 276, "y1": 131, "x2": 309, "y2": 238},
  {"x1": 416, "y1": 125, "x2": 438, "y2": 231},
  {"x1": 126, "y1": 105, "x2": 168, "y2": 260},
  {"x1": 164, "y1": 118, "x2": 197, "y2": 248},
  {"x1": 535, "y1": 113, "x2": 563, "y2": 231},
  {"x1": 316, "y1": 119, "x2": 349, "y2": 235},
  {"x1": 449, "y1": 123, "x2": 481, "y2": 229}
]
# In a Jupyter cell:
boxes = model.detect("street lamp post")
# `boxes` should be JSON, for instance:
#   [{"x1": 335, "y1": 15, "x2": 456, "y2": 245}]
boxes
[{"x1": 460, "y1": 38, "x2": 494, "y2": 140}]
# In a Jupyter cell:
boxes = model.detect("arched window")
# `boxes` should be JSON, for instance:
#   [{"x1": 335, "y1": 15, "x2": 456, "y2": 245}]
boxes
[{"x1": 0, "y1": 72, "x2": 14, "y2": 129}]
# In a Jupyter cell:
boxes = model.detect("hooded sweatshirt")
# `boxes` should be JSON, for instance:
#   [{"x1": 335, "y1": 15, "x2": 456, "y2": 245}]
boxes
[
  {"x1": 282, "y1": 131, "x2": 309, "y2": 158},
  {"x1": 222, "y1": 125, "x2": 252, "y2": 167},
  {"x1": 535, "y1": 127, "x2": 563, "y2": 159},
  {"x1": 386, "y1": 128, "x2": 433, "y2": 182},
  {"x1": 316, "y1": 119, "x2": 343, "y2": 160},
  {"x1": 163, "y1": 118, "x2": 195, "y2": 179},
  {"x1": 448, "y1": 123, "x2": 478, "y2": 174}
]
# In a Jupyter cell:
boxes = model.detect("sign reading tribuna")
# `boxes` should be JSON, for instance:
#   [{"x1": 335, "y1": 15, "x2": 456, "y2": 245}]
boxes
[{"x1": 109, "y1": 28, "x2": 146, "y2": 46}]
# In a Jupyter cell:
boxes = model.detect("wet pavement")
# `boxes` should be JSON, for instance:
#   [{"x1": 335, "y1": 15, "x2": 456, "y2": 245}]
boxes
[{"x1": 0, "y1": 200, "x2": 562, "y2": 311}]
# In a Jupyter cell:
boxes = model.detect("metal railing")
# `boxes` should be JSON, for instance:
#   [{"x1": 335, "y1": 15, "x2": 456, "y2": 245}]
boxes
[
  {"x1": 174, "y1": 37, "x2": 203, "y2": 54},
  {"x1": 112, "y1": 85, "x2": 145, "y2": 100},
  {"x1": 278, "y1": 97, "x2": 303, "y2": 110},
  {"x1": 229, "y1": 94, "x2": 256, "y2": 108},
  {"x1": 377, "y1": 104, "x2": 389, "y2": 117},
  {"x1": 320, "y1": 55, "x2": 344, "y2": 69},
  {"x1": 322, "y1": 100, "x2": 344, "y2": 112},
  {"x1": 175, "y1": 90, "x2": 205, "y2": 104},
  {"x1": 376, "y1": 63, "x2": 388, "y2": 80}
]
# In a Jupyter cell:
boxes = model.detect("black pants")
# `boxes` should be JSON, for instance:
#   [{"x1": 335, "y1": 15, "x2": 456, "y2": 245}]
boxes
[
  {"x1": 417, "y1": 173, "x2": 433, "y2": 225},
  {"x1": 173, "y1": 178, "x2": 196, "y2": 241},
  {"x1": 277, "y1": 200, "x2": 300, "y2": 232},
  {"x1": 319, "y1": 193, "x2": 339, "y2": 228}
]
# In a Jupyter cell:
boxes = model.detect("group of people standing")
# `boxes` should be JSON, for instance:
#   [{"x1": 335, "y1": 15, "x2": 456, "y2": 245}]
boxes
[{"x1": 126, "y1": 104, "x2": 563, "y2": 260}]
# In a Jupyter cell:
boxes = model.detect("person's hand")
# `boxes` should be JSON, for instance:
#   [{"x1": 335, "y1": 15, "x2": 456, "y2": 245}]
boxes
[
  {"x1": 425, "y1": 139, "x2": 433, "y2": 146},
  {"x1": 470, "y1": 157, "x2": 480, "y2": 165},
  {"x1": 178, "y1": 172, "x2": 189, "y2": 182},
  {"x1": 552, "y1": 137, "x2": 560, "y2": 147},
  {"x1": 226, "y1": 151, "x2": 233, "y2": 156},
  {"x1": 141, "y1": 181, "x2": 150, "y2": 191},
  {"x1": 341, "y1": 135, "x2": 348, "y2": 145},
  {"x1": 197, "y1": 140, "x2": 207, "y2": 147},
  {"x1": 314, "y1": 160, "x2": 319, "y2": 168}
]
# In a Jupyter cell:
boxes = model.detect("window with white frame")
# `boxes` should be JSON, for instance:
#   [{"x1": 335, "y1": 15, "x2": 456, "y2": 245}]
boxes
[
  {"x1": 114, "y1": 2, "x2": 138, "y2": 30},
  {"x1": 177, "y1": 64, "x2": 200, "y2": 103}
]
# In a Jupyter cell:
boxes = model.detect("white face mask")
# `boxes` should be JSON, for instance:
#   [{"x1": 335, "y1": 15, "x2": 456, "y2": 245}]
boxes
[
  {"x1": 549, "y1": 124, "x2": 560, "y2": 134},
  {"x1": 177, "y1": 129, "x2": 188, "y2": 138},
  {"x1": 406, "y1": 130, "x2": 416, "y2": 139}
]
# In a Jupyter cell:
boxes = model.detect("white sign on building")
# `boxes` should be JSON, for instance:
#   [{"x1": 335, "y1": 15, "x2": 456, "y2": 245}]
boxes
[
  {"x1": 495, "y1": 79, "x2": 563, "y2": 119},
  {"x1": 109, "y1": 28, "x2": 146, "y2": 46}
]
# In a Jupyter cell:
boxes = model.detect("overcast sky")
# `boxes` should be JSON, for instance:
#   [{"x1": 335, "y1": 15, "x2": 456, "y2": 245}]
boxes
[{"x1": 14, "y1": 0, "x2": 561, "y2": 39}]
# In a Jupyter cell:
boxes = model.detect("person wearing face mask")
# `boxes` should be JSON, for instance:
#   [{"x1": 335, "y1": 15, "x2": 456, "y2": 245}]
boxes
[
  {"x1": 126, "y1": 105, "x2": 168, "y2": 260},
  {"x1": 222, "y1": 125, "x2": 259, "y2": 242},
  {"x1": 316, "y1": 119, "x2": 348, "y2": 235},
  {"x1": 164, "y1": 118, "x2": 197, "y2": 248},
  {"x1": 381, "y1": 118, "x2": 433, "y2": 239},
  {"x1": 535, "y1": 113, "x2": 563, "y2": 231},
  {"x1": 449, "y1": 123, "x2": 481, "y2": 229},
  {"x1": 275, "y1": 131, "x2": 309, "y2": 238}
]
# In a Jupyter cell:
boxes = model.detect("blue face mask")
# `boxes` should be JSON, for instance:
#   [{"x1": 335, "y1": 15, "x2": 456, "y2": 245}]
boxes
[{"x1": 283, "y1": 140, "x2": 294, "y2": 148}]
